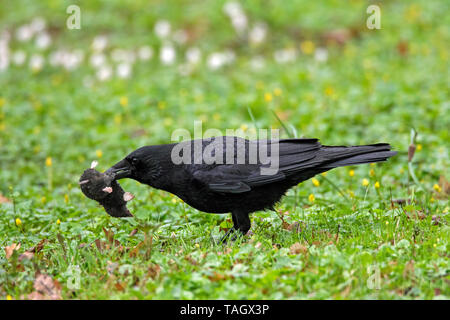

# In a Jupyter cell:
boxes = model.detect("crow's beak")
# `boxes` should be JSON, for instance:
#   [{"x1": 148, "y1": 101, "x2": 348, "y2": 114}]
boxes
[{"x1": 105, "y1": 159, "x2": 132, "y2": 180}]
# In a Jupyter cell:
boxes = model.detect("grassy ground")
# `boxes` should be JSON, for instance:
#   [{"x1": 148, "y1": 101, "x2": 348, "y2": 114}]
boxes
[{"x1": 0, "y1": 0, "x2": 449, "y2": 299}]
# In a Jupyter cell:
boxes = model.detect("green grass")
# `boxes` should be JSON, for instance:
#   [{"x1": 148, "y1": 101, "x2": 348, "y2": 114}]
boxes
[{"x1": 0, "y1": 0, "x2": 449, "y2": 299}]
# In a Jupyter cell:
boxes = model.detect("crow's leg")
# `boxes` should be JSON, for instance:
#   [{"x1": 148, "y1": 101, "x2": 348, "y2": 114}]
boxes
[
  {"x1": 233, "y1": 211, "x2": 251, "y2": 235},
  {"x1": 219, "y1": 211, "x2": 251, "y2": 243}
]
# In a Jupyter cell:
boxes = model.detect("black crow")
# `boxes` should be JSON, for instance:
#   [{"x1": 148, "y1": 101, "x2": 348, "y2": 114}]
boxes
[{"x1": 105, "y1": 137, "x2": 396, "y2": 241}]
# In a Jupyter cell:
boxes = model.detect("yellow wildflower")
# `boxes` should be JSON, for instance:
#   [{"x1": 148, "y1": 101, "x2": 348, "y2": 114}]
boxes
[
  {"x1": 374, "y1": 181, "x2": 380, "y2": 189},
  {"x1": 300, "y1": 40, "x2": 315, "y2": 55},
  {"x1": 369, "y1": 169, "x2": 375, "y2": 177},
  {"x1": 264, "y1": 92, "x2": 273, "y2": 102},
  {"x1": 15, "y1": 218, "x2": 22, "y2": 227},
  {"x1": 321, "y1": 172, "x2": 327, "y2": 177},
  {"x1": 41, "y1": 196, "x2": 46, "y2": 204},
  {"x1": 64, "y1": 194, "x2": 69, "y2": 203},
  {"x1": 274, "y1": 88, "x2": 282, "y2": 96},
  {"x1": 171, "y1": 198, "x2": 177, "y2": 204},
  {"x1": 119, "y1": 96, "x2": 128, "y2": 107},
  {"x1": 349, "y1": 169, "x2": 355, "y2": 177},
  {"x1": 56, "y1": 219, "x2": 61, "y2": 225},
  {"x1": 324, "y1": 86, "x2": 334, "y2": 97},
  {"x1": 385, "y1": 221, "x2": 389, "y2": 225},
  {"x1": 311, "y1": 178, "x2": 320, "y2": 187},
  {"x1": 308, "y1": 194, "x2": 315, "y2": 203},
  {"x1": 416, "y1": 144, "x2": 422, "y2": 151},
  {"x1": 96, "y1": 150, "x2": 103, "y2": 158},
  {"x1": 114, "y1": 114, "x2": 122, "y2": 125},
  {"x1": 433, "y1": 184, "x2": 442, "y2": 193},
  {"x1": 45, "y1": 157, "x2": 52, "y2": 167},
  {"x1": 362, "y1": 178, "x2": 369, "y2": 187},
  {"x1": 163, "y1": 118, "x2": 173, "y2": 126},
  {"x1": 6, "y1": 295, "x2": 12, "y2": 300}
]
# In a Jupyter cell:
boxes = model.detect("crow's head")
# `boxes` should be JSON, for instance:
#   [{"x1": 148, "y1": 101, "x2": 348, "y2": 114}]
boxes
[{"x1": 105, "y1": 147, "x2": 155, "y2": 181}]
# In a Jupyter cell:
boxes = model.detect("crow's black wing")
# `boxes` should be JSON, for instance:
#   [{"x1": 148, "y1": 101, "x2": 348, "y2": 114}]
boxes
[{"x1": 190, "y1": 138, "x2": 321, "y2": 194}]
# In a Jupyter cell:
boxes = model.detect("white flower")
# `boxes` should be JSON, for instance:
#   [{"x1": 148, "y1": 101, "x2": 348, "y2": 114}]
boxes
[
  {"x1": 35, "y1": 32, "x2": 51, "y2": 49},
  {"x1": 250, "y1": 56, "x2": 265, "y2": 70},
  {"x1": 178, "y1": 63, "x2": 193, "y2": 76},
  {"x1": 207, "y1": 52, "x2": 226, "y2": 70},
  {"x1": 96, "y1": 65, "x2": 112, "y2": 81},
  {"x1": 0, "y1": 53, "x2": 8, "y2": 72},
  {"x1": 223, "y1": 2, "x2": 247, "y2": 33},
  {"x1": 116, "y1": 63, "x2": 132, "y2": 78},
  {"x1": 160, "y1": 44, "x2": 176, "y2": 65},
  {"x1": 154, "y1": 20, "x2": 171, "y2": 39},
  {"x1": 0, "y1": 37, "x2": 9, "y2": 71},
  {"x1": 185, "y1": 47, "x2": 201, "y2": 64},
  {"x1": 138, "y1": 46, "x2": 153, "y2": 60},
  {"x1": 314, "y1": 47, "x2": 328, "y2": 62},
  {"x1": 249, "y1": 23, "x2": 267, "y2": 44},
  {"x1": 16, "y1": 25, "x2": 33, "y2": 42},
  {"x1": 111, "y1": 49, "x2": 135, "y2": 63},
  {"x1": 223, "y1": 2, "x2": 242, "y2": 17},
  {"x1": 12, "y1": 50, "x2": 26, "y2": 66},
  {"x1": 62, "y1": 50, "x2": 84, "y2": 71},
  {"x1": 49, "y1": 51, "x2": 62, "y2": 66},
  {"x1": 231, "y1": 14, "x2": 247, "y2": 33},
  {"x1": 30, "y1": 17, "x2": 46, "y2": 33},
  {"x1": 173, "y1": 29, "x2": 188, "y2": 44},
  {"x1": 0, "y1": 30, "x2": 11, "y2": 42},
  {"x1": 90, "y1": 53, "x2": 106, "y2": 68},
  {"x1": 29, "y1": 54, "x2": 44, "y2": 71},
  {"x1": 274, "y1": 48, "x2": 297, "y2": 63},
  {"x1": 91, "y1": 35, "x2": 108, "y2": 52}
]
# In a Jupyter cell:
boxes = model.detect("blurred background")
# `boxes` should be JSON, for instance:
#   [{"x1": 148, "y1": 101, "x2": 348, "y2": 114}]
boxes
[
  {"x1": 0, "y1": 0, "x2": 448, "y2": 208},
  {"x1": 0, "y1": 0, "x2": 449, "y2": 300}
]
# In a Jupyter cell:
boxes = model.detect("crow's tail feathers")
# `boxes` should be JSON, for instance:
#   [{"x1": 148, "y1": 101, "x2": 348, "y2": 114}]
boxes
[{"x1": 320, "y1": 143, "x2": 397, "y2": 169}]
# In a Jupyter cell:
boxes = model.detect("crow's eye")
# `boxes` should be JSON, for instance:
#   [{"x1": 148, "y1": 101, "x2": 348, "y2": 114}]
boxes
[{"x1": 130, "y1": 157, "x2": 139, "y2": 166}]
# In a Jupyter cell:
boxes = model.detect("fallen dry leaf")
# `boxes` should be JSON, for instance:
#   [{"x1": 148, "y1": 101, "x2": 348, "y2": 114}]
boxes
[
  {"x1": 397, "y1": 41, "x2": 409, "y2": 56},
  {"x1": 432, "y1": 215, "x2": 441, "y2": 226},
  {"x1": 0, "y1": 193, "x2": 11, "y2": 203},
  {"x1": 18, "y1": 239, "x2": 47, "y2": 261},
  {"x1": 107, "y1": 261, "x2": 119, "y2": 275},
  {"x1": 436, "y1": 175, "x2": 450, "y2": 199},
  {"x1": 147, "y1": 264, "x2": 161, "y2": 279},
  {"x1": 5, "y1": 243, "x2": 21, "y2": 259},
  {"x1": 114, "y1": 282, "x2": 126, "y2": 291},
  {"x1": 289, "y1": 242, "x2": 308, "y2": 255},
  {"x1": 28, "y1": 273, "x2": 62, "y2": 300},
  {"x1": 208, "y1": 271, "x2": 232, "y2": 282},
  {"x1": 185, "y1": 254, "x2": 198, "y2": 266}
]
